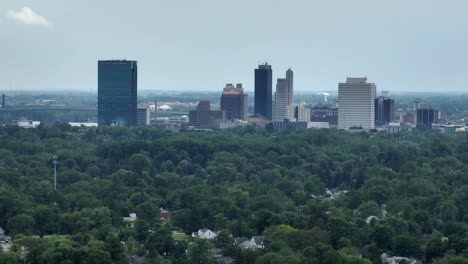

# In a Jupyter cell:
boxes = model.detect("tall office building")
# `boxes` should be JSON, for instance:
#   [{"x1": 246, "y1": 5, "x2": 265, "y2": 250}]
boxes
[
  {"x1": 338, "y1": 77, "x2": 376, "y2": 130},
  {"x1": 273, "y1": 78, "x2": 289, "y2": 121},
  {"x1": 137, "y1": 105, "x2": 151, "y2": 126},
  {"x1": 416, "y1": 107, "x2": 439, "y2": 129},
  {"x1": 375, "y1": 93, "x2": 395, "y2": 126},
  {"x1": 98, "y1": 60, "x2": 138, "y2": 126},
  {"x1": 286, "y1": 69, "x2": 293, "y2": 105},
  {"x1": 254, "y1": 63, "x2": 273, "y2": 120},
  {"x1": 273, "y1": 69, "x2": 294, "y2": 121},
  {"x1": 221, "y1": 83, "x2": 248, "y2": 120}
]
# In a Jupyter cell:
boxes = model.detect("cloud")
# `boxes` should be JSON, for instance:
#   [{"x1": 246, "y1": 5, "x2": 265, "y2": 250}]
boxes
[{"x1": 6, "y1": 7, "x2": 51, "y2": 27}]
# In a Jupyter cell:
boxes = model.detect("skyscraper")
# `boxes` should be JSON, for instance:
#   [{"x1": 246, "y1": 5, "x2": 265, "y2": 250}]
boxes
[
  {"x1": 416, "y1": 107, "x2": 439, "y2": 129},
  {"x1": 98, "y1": 60, "x2": 138, "y2": 126},
  {"x1": 273, "y1": 69, "x2": 294, "y2": 121},
  {"x1": 375, "y1": 92, "x2": 395, "y2": 126},
  {"x1": 338, "y1": 77, "x2": 376, "y2": 130},
  {"x1": 286, "y1": 68, "x2": 293, "y2": 105},
  {"x1": 254, "y1": 63, "x2": 273, "y2": 120},
  {"x1": 273, "y1": 78, "x2": 289, "y2": 121},
  {"x1": 221, "y1": 83, "x2": 248, "y2": 120}
]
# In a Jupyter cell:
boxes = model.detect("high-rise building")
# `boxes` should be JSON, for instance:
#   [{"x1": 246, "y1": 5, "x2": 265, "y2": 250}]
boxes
[
  {"x1": 189, "y1": 100, "x2": 225, "y2": 126},
  {"x1": 338, "y1": 77, "x2": 376, "y2": 130},
  {"x1": 416, "y1": 108, "x2": 439, "y2": 129},
  {"x1": 375, "y1": 92, "x2": 395, "y2": 126},
  {"x1": 273, "y1": 78, "x2": 289, "y2": 121},
  {"x1": 220, "y1": 83, "x2": 248, "y2": 120},
  {"x1": 273, "y1": 69, "x2": 294, "y2": 121},
  {"x1": 254, "y1": 63, "x2": 273, "y2": 120},
  {"x1": 137, "y1": 105, "x2": 150, "y2": 126},
  {"x1": 98, "y1": 60, "x2": 138, "y2": 126},
  {"x1": 286, "y1": 69, "x2": 293, "y2": 105},
  {"x1": 1, "y1": 94, "x2": 5, "y2": 109}
]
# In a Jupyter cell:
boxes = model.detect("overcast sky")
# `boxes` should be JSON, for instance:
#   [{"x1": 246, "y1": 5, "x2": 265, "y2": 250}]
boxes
[{"x1": 1, "y1": 0, "x2": 468, "y2": 92}]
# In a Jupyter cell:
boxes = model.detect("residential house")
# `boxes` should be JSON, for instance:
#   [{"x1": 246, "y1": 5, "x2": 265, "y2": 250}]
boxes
[
  {"x1": 191, "y1": 229, "x2": 217, "y2": 239},
  {"x1": 239, "y1": 236, "x2": 265, "y2": 250},
  {"x1": 160, "y1": 208, "x2": 172, "y2": 221}
]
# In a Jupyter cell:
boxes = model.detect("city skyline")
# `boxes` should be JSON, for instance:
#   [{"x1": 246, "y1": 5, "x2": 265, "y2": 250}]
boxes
[{"x1": 1, "y1": 0, "x2": 468, "y2": 92}]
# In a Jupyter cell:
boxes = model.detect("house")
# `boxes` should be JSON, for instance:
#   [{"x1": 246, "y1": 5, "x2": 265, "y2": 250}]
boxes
[
  {"x1": 123, "y1": 213, "x2": 137, "y2": 228},
  {"x1": 0, "y1": 227, "x2": 5, "y2": 241},
  {"x1": 160, "y1": 208, "x2": 172, "y2": 221},
  {"x1": 381, "y1": 253, "x2": 418, "y2": 264},
  {"x1": 191, "y1": 229, "x2": 217, "y2": 239},
  {"x1": 239, "y1": 236, "x2": 265, "y2": 250}
]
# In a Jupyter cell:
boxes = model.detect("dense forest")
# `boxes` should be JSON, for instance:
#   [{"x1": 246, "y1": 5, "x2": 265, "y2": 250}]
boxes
[{"x1": 0, "y1": 124, "x2": 467, "y2": 264}]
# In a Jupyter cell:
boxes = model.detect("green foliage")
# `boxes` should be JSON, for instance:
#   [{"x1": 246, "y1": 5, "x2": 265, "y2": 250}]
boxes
[{"x1": 0, "y1": 126, "x2": 467, "y2": 263}]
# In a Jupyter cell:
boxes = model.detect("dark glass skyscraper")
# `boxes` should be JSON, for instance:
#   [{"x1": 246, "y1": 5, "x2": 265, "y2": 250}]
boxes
[
  {"x1": 375, "y1": 96, "x2": 395, "y2": 126},
  {"x1": 255, "y1": 63, "x2": 273, "y2": 120},
  {"x1": 98, "y1": 60, "x2": 138, "y2": 126}
]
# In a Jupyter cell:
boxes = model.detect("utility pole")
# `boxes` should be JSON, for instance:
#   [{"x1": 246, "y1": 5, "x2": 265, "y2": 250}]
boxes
[{"x1": 53, "y1": 156, "x2": 59, "y2": 190}]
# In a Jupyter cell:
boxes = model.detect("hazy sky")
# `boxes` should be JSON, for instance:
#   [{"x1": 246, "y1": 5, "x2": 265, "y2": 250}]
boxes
[{"x1": 1, "y1": 0, "x2": 468, "y2": 92}]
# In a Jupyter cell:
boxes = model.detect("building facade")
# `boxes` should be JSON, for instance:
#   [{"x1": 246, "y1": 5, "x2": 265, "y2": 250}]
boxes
[
  {"x1": 273, "y1": 69, "x2": 294, "y2": 121},
  {"x1": 254, "y1": 63, "x2": 273, "y2": 120},
  {"x1": 288, "y1": 104, "x2": 310, "y2": 122},
  {"x1": 137, "y1": 105, "x2": 150, "y2": 126},
  {"x1": 220, "y1": 83, "x2": 248, "y2": 120},
  {"x1": 416, "y1": 108, "x2": 439, "y2": 129},
  {"x1": 189, "y1": 100, "x2": 225, "y2": 126},
  {"x1": 273, "y1": 78, "x2": 289, "y2": 121},
  {"x1": 98, "y1": 60, "x2": 138, "y2": 126},
  {"x1": 338, "y1": 78, "x2": 376, "y2": 130},
  {"x1": 375, "y1": 95, "x2": 395, "y2": 126}
]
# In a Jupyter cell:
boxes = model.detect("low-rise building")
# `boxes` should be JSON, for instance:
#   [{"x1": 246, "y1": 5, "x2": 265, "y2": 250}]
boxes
[
  {"x1": 17, "y1": 120, "x2": 41, "y2": 128},
  {"x1": 271, "y1": 119, "x2": 309, "y2": 132},
  {"x1": 189, "y1": 101, "x2": 225, "y2": 127},
  {"x1": 191, "y1": 229, "x2": 217, "y2": 239}
]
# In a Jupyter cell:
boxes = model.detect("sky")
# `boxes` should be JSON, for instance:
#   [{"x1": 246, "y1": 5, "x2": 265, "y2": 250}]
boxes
[{"x1": 1, "y1": 0, "x2": 468, "y2": 93}]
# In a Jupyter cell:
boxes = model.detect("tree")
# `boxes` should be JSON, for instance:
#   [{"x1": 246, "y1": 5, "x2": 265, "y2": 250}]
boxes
[
  {"x1": 215, "y1": 230, "x2": 234, "y2": 249},
  {"x1": 188, "y1": 239, "x2": 214, "y2": 264},
  {"x1": 135, "y1": 201, "x2": 160, "y2": 224},
  {"x1": 146, "y1": 225, "x2": 175, "y2": 257},
  {"x1": 32, "y1": 205, "x2": 59, "y2": 238},
  {"x1": 129, "y1": 153, "x2": 152, "y2": 174},
  {"x1": 7, "y1": 213, "x2": 35, "y2": 236},
  {"x1": 0, "y1": 253, "x2": 22, "y2": 264},
  {"x1": 393, "y1": 235, "x2": 421, "y2": 258}
]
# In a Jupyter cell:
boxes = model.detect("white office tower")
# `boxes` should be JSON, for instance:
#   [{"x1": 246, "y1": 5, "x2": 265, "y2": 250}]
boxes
[
  {"x1": 338, "y1": 77, "x2": 376, "y2": 130},
  {"x1": 273, "y1": 69, "x2": 294, "y2": 121},
  {"x1": 273, "y1": 78, "x2": 289, "y2": 120}
]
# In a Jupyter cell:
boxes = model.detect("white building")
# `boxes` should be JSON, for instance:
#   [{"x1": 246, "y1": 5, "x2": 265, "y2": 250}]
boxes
[
  {"x1": 17, "y1": 120, "x2": 41, "y2": 128},
  {"x1": 273, "y1": 69, "x2": 294, "y2": 121},
  {"x1": 137, "y1": 105, "x2": 151, "y2": 126},
  {"x1": 191, "y1": 229, "x2": 217, "y2": 239},
  {"x1": 338, "y1": 77, "x2": 376, "y2": 130},
  {"x1": 288, "y1": 104, "x2": 310, "y2": 122}
]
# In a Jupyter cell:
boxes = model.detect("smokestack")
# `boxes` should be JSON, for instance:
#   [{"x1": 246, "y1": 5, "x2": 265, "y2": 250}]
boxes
[{"x1": 1, "y1": 94, "x2": 5, "y2": 109}]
